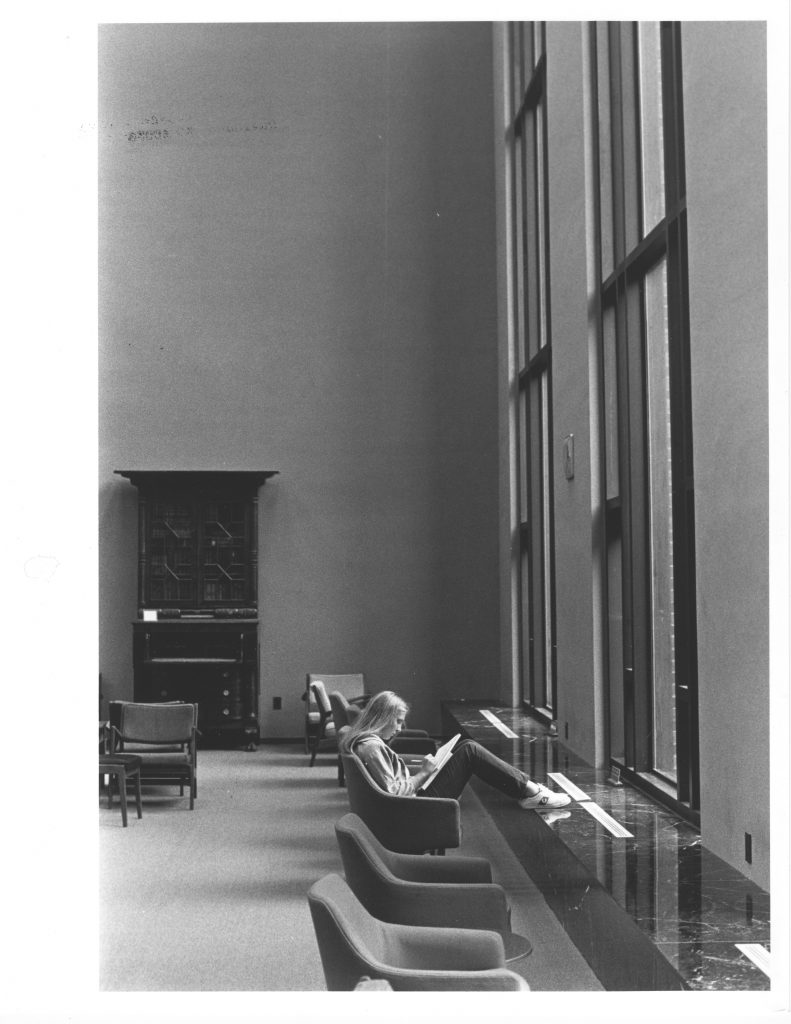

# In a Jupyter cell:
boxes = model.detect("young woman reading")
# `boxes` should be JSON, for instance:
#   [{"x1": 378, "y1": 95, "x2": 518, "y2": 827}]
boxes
[{"x1": 340, "y1": 690, "x2": 571, "y2": 809}]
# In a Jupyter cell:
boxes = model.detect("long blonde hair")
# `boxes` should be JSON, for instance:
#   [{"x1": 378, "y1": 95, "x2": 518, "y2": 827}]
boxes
[{"x1": 339, "y1": 690, "x2": 409, "y2": 753}]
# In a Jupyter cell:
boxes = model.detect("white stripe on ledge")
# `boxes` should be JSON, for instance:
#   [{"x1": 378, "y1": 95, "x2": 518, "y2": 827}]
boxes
[
  {"x1": 478, "y1": 709, "x2": 519, "y2": 739},
  {"x1": 547, "y1": 771, "x2": 591, "y2": 802},
  {"x1": 579, "y1": 801, "x2": 633, "y2": 838},
  {"x1": 735, "y1": 944, "x2": 771, "y2": 977}
]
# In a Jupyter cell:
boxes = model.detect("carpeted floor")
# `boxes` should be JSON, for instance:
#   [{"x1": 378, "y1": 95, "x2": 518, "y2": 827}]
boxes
[{"x1": 99, "y1": 744, "x2": 601, "y2": 991}]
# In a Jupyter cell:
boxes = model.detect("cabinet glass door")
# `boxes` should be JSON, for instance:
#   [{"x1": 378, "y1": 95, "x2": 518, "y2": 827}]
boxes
[
  {"x1": 201, "y1": 501, "x2": 248, "y2": 605},
  {"x1": 148, "y1": 499, "x2": 197, "y2": 605}
]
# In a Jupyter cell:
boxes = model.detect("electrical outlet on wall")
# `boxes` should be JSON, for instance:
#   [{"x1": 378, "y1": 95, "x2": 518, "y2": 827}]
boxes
[{"x1": 273, "y1": 696, "x2": 282, "y2": 710}]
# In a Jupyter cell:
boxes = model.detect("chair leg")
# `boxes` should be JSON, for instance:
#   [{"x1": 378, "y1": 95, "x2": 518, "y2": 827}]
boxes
[
  {"x1": 118, "y1": 768, "x2": 129, "y2": 827},
  {"x1": 133, "y1": 771, "x2": 143, "y2": 819},
  {"x1": 337, "y1": 756, "x2": 345, "y2": 787},
  {"x1": 189, "y1": 773, "x2": 195, "y2": 810},
  {"x1": 106, "y1": 772, "x2": 114, "y2": 809}
]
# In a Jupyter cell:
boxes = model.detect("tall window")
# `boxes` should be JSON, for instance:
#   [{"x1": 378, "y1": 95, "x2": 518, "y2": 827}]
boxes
[
  {"x1": 593, "y1": 22, "x2": 699, "y2": 810},
  {"x1": 508, "y1": 23, "x2": 556, "y2": 717}
]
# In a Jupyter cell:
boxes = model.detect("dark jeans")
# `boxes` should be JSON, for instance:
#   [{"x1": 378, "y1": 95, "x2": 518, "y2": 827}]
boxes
[{"x1": 421, "y1": 738, "x2": 529, "y2": 801}]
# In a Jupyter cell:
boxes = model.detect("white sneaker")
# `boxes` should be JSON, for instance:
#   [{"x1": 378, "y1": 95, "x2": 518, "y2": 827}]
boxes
[{"x1": 518, "y1": 784, "x2": 571, "y2": 810}]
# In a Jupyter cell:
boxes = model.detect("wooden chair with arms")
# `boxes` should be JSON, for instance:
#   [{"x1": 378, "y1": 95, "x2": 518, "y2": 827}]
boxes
[{"x1": 109, "y1": 701, "x2": 199, "y2": 809}]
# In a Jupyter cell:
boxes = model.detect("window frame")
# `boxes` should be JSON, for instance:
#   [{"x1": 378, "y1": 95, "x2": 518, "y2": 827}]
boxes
[
  {"x1": 508, "y1": 24, "x2": 558, "y2": 720},
  {"x1": 593, "y1": 21, "x2": 700, "y2": 814}
]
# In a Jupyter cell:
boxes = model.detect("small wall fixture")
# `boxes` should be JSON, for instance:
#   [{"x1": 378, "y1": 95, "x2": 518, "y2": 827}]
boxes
[{"x1": 563, "y1": 434, "x2": 574, "y2": 480}]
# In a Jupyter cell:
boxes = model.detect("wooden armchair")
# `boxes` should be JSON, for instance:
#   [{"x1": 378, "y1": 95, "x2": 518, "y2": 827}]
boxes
[{"x1": 109, "y1": 701, "x2": 199, "y2": 809}]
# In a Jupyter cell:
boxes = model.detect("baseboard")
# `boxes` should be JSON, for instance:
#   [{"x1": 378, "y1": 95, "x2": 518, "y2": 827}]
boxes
[{"x1": 257, "y1": 737, "x2": 305, "y2": 745}]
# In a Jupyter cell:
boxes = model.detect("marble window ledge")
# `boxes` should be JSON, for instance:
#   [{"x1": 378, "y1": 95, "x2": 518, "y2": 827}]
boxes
[{"x1": 441, "y1": 700, "x2": 770, "y2": 993}]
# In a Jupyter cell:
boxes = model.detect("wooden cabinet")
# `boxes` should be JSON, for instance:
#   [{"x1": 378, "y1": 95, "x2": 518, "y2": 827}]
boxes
[
  {"x1": 132, "y1": 619, "x2": 260, "y2": 747},
  {"x1": 116, "y1": 470, "x2": 278, "y2": 749}
]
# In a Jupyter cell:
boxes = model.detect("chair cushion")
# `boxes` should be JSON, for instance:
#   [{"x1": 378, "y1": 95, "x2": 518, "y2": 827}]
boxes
[
  {"x1": 118, "y1": 742, "x2": 185, "y2": 753},
  {"x1": 134, "y1": 752, "x2": 192, "y2": 766}
]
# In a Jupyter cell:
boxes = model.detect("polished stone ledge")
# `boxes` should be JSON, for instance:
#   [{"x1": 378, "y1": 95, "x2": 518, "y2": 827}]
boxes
[{"x1": 441, "y1": 700, "x2": 770, "y2": 992}]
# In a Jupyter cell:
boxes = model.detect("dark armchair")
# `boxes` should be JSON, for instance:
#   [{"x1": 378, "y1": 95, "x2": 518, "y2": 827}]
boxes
[
  {"x1": 330, "y1": 692, "x2": 436, "y2": 787},
  {"x1": 329, "y1": 691, "x2": 434, "y2": 751},
  {"x1": 340, "y1": 744, "x2": 461, "y2": 854}
]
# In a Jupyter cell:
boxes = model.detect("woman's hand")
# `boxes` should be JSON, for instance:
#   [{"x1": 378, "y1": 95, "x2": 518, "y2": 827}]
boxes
[{"x1": 409, "y1": 753, "x2": 437, "y2": 788}]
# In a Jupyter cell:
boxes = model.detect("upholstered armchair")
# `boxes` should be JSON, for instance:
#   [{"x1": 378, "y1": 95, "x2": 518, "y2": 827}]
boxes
[
  {"x1": 329, "y1": 691, "x2": 435, "y2": 751},
  {"x1": 340, "y1": 743, "x2": 461, "y2": 854},
  {"x1": 329, "y1": 693, "x2": 436, "y2": 786},
  {"x1": 307, "y1": 873, "x2": 529, "y2": 991},
  {"x1": 334, "y1": 812, "x2": 532, "y2": 962},
  {"x1": 305, "y1": 675, "x2": 368, "y2": 766}
]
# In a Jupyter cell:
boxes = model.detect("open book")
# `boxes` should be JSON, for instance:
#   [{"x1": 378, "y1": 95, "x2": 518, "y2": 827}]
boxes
[{"x1": 417, "y1": 733, "x2": 461, "y2": 791}]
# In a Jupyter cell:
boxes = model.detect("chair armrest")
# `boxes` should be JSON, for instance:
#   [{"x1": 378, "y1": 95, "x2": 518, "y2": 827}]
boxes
[
  {"x1": 343, "y1": 706, "x2": 362, "y2": 726},
  {"x1": 389, "y1": 851, "x2": 493, "y2": 884},
  {"x1": 374, "y1": 794, "x2": 461, "y2": 853},
  {"x1": 372, "y1": 880, "x2": 510, "y2": 932},
  {"x1": 347, "y1": 695, "x2": 371, "y2": 707},
  {"x1": 388, "y1": 922, "x2": 506, "y2": 971},
  {"x1": 108, "y1": 724, "x2": 122, "y2": 752}
]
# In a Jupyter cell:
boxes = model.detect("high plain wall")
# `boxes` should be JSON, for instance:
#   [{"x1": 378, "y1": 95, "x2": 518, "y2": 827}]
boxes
[
  {"x1": 99, "y1": 23, "x2": 501, "y2": 738},
  {"x1": 682, "y1": 22, "x2": 769, "y2": 889}
]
